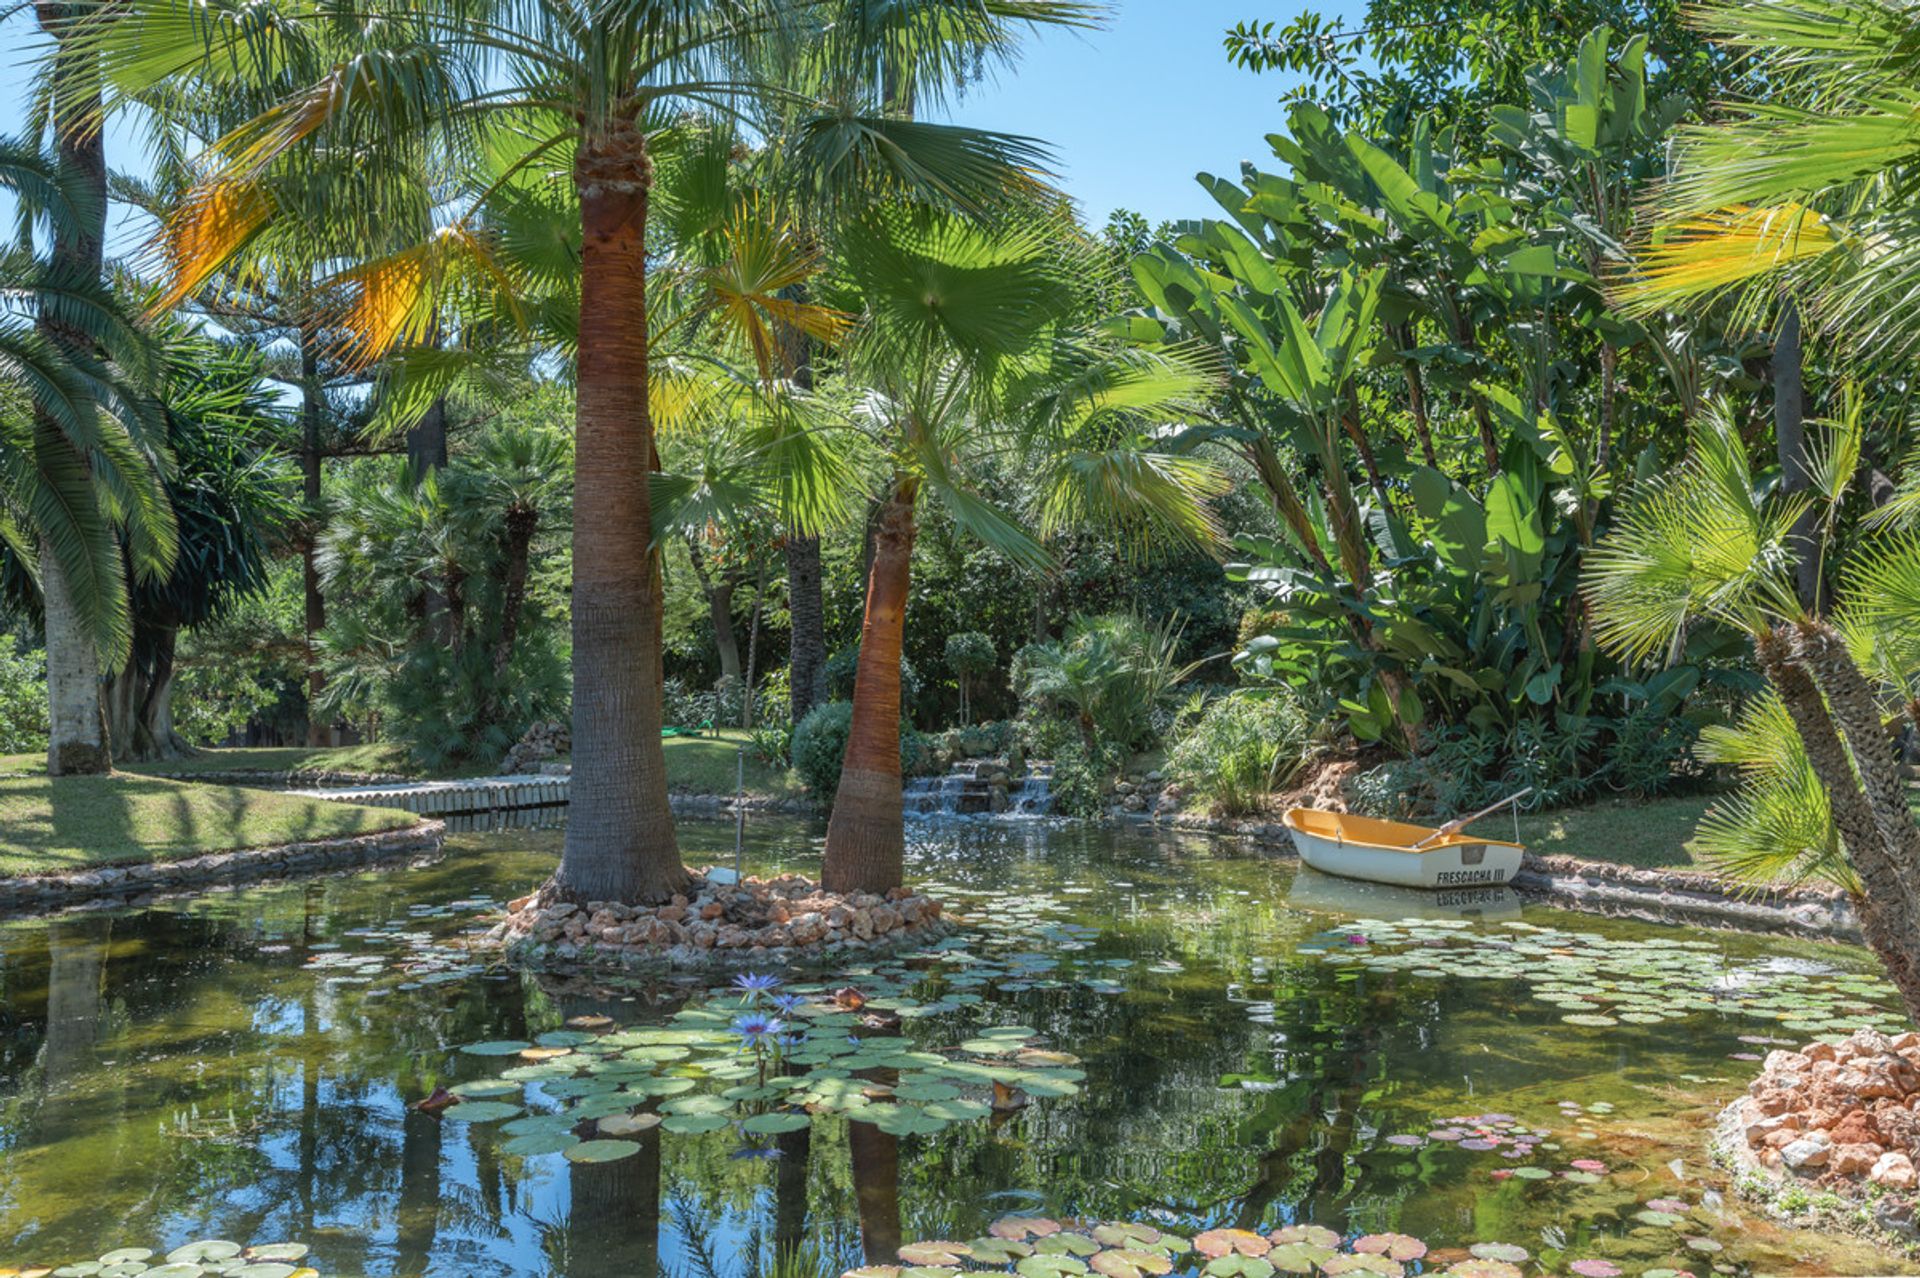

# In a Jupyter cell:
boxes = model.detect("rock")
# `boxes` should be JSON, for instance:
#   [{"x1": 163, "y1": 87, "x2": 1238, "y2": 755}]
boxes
[
  {"x1": 705, "y1": 866, "x2": 740, "y2": 885},
  {"x1": 1805, "y1": 1041, "x2": 1840, "y2": 1064},
  {"x1": 1121, "y1": 793, "x2": 1146, "y2": 812},
  {"x1": 1832, "y1": 1143, "x2": 1882, "y2": 1176},
  {"x1": 1781, "y1": 1137, "x2": 1831, "y2": 1171},
  {"x1": 1873, "y1": 1152, "x2": 1919, "y2": 1190}
]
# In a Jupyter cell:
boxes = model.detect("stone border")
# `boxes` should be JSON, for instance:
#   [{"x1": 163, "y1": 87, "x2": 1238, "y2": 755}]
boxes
[
  {"x1": 1711, "y1": 1096, "x2": 1919, "y2": 1255},
  {"x1": 0, "y1": 820, "x2": 445, "y2": 915},
  {"x1": 502, "y1": 915, "x2": 960, "y2": 974},
  {"x1": 1153, "y1": 810, "x2": 1863, "y2": 942},
  {"x1": 144, "y1": 768, "x2": 413, "y2": 787}
]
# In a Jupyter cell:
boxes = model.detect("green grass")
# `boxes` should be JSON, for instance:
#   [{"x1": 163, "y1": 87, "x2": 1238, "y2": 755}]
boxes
[
  {"x1": 662, "y1": 729, "x2": 804, "y2": 798},
  {"x1": 1508, "y1": 792, "x2": 1718, "y2": 872},
  {"x1": 2, "y1": 729, "x2": 804, "y2": 797},
  {"x1": 0, "y1": 774, "x2": 419, "y2": 876}
]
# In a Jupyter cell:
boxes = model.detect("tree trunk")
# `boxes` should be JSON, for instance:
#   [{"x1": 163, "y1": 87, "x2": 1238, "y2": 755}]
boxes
[
  {"x1": 1758, "y1": 625, "x2": 1920, "y2": 1020},
  {"x1": 686, "y1": 539, "x2": 742, "y2": 682},
  {"x1": 1395, "y1": 322, "x2": 1439, "y2": 469},
  {"x1": 42, "y1": 541, "x2": 110, "y2": 775},
  {"x1": 1774, "y1": 300, "x2": 1821, "y2": 612},
  {"x1": 299, "y1": 336, "x2": 330, "y2": 747},
  {"x1": 821, "y1": 479, "x2": 917, "y2": 895},
  {"x1": 848, "y1": 1119, "x2": 903, "y2": 1265},
  {"x1": 36, "y1": 2, "x2": 111, "y2": 776},
  {"x1": 787, "y1": 533, "x2": 827, "y2": 721},
  {"x1": 742, "y1": 561, "x2": 766, "y2": 729},
  {"x1": 407, "y1": 395, "x2": 450, "y2": 475},
  {"x1": 1596, "y1": 342, "x2": 1618, "y2": 478},
  {"x1": 551, "y1": 118, "x2": 686, "y2": 905},
  {"x1": 492, "y1": 506, "x2": 537, "y2": 679},
  {"x1": 779, "y1": 309, "x2": 830, "y2": 725}
]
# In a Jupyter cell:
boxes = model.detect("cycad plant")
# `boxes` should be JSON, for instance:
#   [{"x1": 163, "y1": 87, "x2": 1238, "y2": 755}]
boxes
[
  {"x1": 95, "y1": 0, "x2": 1097, "y2": 902},
  {"x1": 1583, "y1": 403, "x2": 1920, "y2": 1017}
]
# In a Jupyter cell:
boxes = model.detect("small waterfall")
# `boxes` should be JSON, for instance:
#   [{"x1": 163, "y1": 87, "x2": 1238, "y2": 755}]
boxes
[{"x1": 903, "y1": 759, "x2": 1053, "y2": 819}]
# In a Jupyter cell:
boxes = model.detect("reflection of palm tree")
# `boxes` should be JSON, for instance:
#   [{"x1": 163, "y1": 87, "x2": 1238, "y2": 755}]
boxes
[
  {"x1": 848, "y1": 1119, "x2": 902, "y2": 1264},
  {"x1": 566, "y1": 1124, "x2": 664, "y2": 1277},
  {"x1": 774, "y1": 1084, "x2": 813, "y2": 1267},
  {"x1": 395, "y1": 1098, "x2": 444, "y2": 1272},
  {"x1": 40, "y1": 918, "x2": 111, "y2": 1091}
]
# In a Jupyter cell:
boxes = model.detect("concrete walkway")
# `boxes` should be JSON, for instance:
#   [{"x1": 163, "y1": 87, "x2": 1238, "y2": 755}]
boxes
[{"x1": 289, "y1": 775, "x2": 570, "y2": 816}]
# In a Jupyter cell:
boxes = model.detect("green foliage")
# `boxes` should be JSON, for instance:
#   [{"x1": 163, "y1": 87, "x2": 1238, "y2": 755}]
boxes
[
  {"x1": 172, "y1": 661, "x2": 280, "y2": 748},
  {"x1": 1166, "y1": 690, "x2": 1316, "y2": 816},
  {"x1": 789, "y1": 701, "x2": 925, "y2": 802},
  {"x1": 379, "y1": 633, "x2": 570, "y2": 773},
  {"x1": 823, "y1": 645, "x2": 921, "y2": 708},
  {"x1": 1014, "y1": 612, "x2": 1187, "y2": 756},
  {"x1": 944, "y1": 631, "x2": 994, "y2": 677},
  {"x1": 0, "y1": 635, "x2": 46, "y2": 754},
  {"x1": 1049, "y1": 736, "x2": 1126, "y2": 819}
]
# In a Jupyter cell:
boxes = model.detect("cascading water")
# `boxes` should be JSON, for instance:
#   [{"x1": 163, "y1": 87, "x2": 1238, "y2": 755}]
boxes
[{"x1": 904, "y1": 759, "x2": 1053, "y2": 818}]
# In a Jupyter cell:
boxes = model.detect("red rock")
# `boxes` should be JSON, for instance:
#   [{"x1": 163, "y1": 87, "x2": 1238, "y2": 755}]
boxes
[
  {"x1": 1831, "y1": 1109, "x2": 1880, "y2": 1146},
  {"x1": 1763, "y1": 1128, "x2": 1802, "y2": 1151},
  {"x1": 1806, "y1": 1042, "x2": 1840, "y2": 1064},
  {"x1": 1831, "y1": 1143, "x2": 1881, "y2": 1176},
  {"x1": 1751, "y1": 1088, "x2": 1792, "y2": 1117}
]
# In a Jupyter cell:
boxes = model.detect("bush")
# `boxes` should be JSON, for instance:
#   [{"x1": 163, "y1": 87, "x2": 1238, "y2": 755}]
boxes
[
  {"x1": 0, "y1": 635, "x2": 46, "y2": 754},
  {"x1": 174, "y1": 662, "x2": 280, "y2": 747},
  {"x1": 748, "y1": 721, "x2": 792, "y2": 769},
  {"x1": 380, "y1": 630, "x2": 570, "y2": 771},
  {"x1": 790, "y1": 701, "x2": 926, "y2": 802},
  {"x1": 824, "y1": 645, "x2": 921, "y2": 710},
  {"x1": 1050, "y1": 737, "x2": 1125, "y2": 818},
  {"x1": 1167, "y1": 690, "x2": 1316, "y2": 815},
  {"x1": 1015, "y1": 612, "x2": 1185, "y2": 754}
]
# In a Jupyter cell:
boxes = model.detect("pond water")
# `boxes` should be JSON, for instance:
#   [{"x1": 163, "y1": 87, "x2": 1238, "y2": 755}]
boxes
[{"x1": 0, "y1": 817, "x2": 1912, "y2": 1278}]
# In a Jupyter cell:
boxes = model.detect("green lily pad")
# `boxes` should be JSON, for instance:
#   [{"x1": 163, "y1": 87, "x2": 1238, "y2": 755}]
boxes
[
  {"x1": 741, "y1": 1111, "x2": 811, "y2": 1134},
  {"x1": 503, "y1": 1130, "x2": 581, "y2": 1156},
  {"x1": 461, "y1": 1040, "x2": 533, "y2": 1057},
  {"x1": 167, "y1": 1240, "x2": 243, "y2": 1263},
  {"x1": 564, "y1": 1138, "x2": 640, "y2": 1163},
  {"x1": 442, "y1": 1100, "x2": 522, "y2": 1122},
  {"x1": 661, "y1": 1113, "x2": 729, "y2": 1134}
]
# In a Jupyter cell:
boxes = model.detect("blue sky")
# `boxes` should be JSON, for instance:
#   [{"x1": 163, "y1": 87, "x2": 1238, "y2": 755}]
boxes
[
  {"x1": 942, "y1": 2, "x2": 1351, "y2": 229},
  {"x1": 0, "y1": 1, "x2": 1353, "y2": 244}
]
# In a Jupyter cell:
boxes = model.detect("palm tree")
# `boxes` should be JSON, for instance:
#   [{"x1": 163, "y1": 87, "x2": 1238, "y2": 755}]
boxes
[
  {"x1": 818, "y1": 211, "x2": 1222, "y2": 892},
  {"x1": 0, "y1": 140, "x2": 175, "y2": 774},
  {"x1": 102, "y1": 0, "x2": 1095, "y2": 903},
  {"x1": 1583, "y1": 404, "x2": 1920, "y2": 1019},
  {"x1": 1623, "y1": 0, "x2": 1920, "y2": 361}
]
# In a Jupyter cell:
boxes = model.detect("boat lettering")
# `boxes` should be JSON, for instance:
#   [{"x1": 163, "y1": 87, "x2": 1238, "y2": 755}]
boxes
[{"x1": 1434, "y1": 869, "x2": 1509, "y2": 886}]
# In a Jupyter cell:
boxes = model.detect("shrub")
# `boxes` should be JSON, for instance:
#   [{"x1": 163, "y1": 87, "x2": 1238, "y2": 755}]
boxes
[
  {"x1": 0, "y1": 635, "x2": 46, "y2": 754},
  {"x1": 1167, "y1": 690, "x2": 1316, "y2": 815},
  {"x1": 748, "y1": 721, "x2": 792, "y2": 769},
  {"x1": 1015, "y1": 612, "x2": 1186, "y2": 754},
  {"x1": 174, "y1": 662, "x2": 280, "y2": 747},
  {"x1": 824, "y1": 645, "x2": 921, "y2": 709},
  {"x1": 1050, "y1": 737, "x2": 1125, "y2": 818},
  {"x1": 790, "y1": 701, "x2": 926, "y2": 802}
]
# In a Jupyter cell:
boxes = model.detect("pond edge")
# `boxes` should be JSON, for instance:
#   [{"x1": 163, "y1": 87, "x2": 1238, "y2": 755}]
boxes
[{"x1": 0, "y1": 820, "x2": 447, "y2": 916}]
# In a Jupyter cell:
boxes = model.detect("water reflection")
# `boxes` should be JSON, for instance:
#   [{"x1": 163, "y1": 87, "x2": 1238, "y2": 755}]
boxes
[{"x1": 0, "y1": 819, "x2": 1912, "y2": 1276}]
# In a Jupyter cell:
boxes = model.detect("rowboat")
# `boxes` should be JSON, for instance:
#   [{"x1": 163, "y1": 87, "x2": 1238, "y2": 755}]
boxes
[{"x1": 1282, "y1": 808, "x2": 1526, "y2": 890}]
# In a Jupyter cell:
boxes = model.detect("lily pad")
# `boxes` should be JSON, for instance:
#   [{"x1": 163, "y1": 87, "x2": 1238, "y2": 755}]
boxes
[
  {"x1": 461, "y1": 1040, "x2": 533, "y2": 1057},
  {"x1": 1193, "y1": 1230, "x2": 1271, "y2": 1259},
  {"x1": 502, "y1": 1130, "x2": 581, "y2": 1156},
  {"x1": 1353, "y1": 1234, "x2": 1425, "y2": 1262},
  {"x1": 564, "y1": 1139, "x2": 640, "y2": 1163}
]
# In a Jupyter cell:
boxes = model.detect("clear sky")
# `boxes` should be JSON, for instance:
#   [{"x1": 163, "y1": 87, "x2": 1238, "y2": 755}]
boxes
[
  {"x1": 941, "y1": 2, "x2": 1352, "y2": 230},
  {"x1": 0, "y1": 1, "x2": 1356, "y2": 244}
]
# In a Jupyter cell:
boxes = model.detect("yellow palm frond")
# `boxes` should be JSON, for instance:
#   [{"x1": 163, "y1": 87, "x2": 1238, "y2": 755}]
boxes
[
  {"x1": 146, "y1": 178, "x2": 275, "y2": 316},
  {"x1": 1617, "y1": 203, "x2": 1837, "y2": 314}
]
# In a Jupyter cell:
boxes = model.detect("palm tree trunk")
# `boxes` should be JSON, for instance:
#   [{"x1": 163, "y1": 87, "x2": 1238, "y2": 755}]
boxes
[
  {"x1": 42, "y1": 539, "x2": 110, "y2": 774},
  {"x1": 299, "y1": 335, "x2": 329, "y2": 747},
  {"x1": 1757, "y1": 625, "x2": 1920, "y2": 1019},
  {"x1": 848, "y1": 1119, "x2": 903, "y2": 1265},
  {"x1": 492, "y1": 506, "x2": 537, "y2": 679},
  {"x1": 37, "y1": 1, "x2": 111, "y2": 776},
  {"x1": 551, "y1": 118, "x2": 686, "y2": 905},
  {"x1": 778, "y1": 312, "x2": 829, "y2": 724},
  {"x1": 1774, "y1": 300, "x2": 1821, "y2": 611},
  {"x1": 821, "y1": 478, "x2": 917, "y2": 895},
  {"x1": 787, "y1": 533, "x2": 827, "y2": 720}
]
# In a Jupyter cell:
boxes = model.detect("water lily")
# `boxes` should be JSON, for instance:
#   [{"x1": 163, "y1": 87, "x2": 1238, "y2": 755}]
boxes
[{"x1": 732, "y1": 1012, "x2": 786, "y2": 1045}]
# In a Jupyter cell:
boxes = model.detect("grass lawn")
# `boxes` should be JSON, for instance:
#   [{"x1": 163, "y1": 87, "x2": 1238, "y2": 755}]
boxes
[
  {"x1": 2, "y1": 729, "x2": 804, "y2": 797},
  {"x1": 1509, "y1": 792, "x2": 1719, "y2": 872},
  {"x1": 662, "y1": 729, "x2": 805, "y2": 798},
  {"x1": 0, "y1": 773, "x2": 419, "y2": 877}
]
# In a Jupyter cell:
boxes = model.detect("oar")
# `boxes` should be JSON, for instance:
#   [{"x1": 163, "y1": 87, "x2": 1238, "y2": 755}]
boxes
[{"x1": 1410, "y1": 787, "x2": 1534, "y2": 849}]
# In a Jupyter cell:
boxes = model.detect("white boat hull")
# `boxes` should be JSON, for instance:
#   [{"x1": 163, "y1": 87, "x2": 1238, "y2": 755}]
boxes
[{"x1": 1287, "y1": 825, "x2": 1524, "y2": 889}]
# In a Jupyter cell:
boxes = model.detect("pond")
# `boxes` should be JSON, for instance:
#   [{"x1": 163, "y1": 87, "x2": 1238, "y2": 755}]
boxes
[{"x1": 0, "y1": 817, "x2": 1911, "y2": 1277}]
